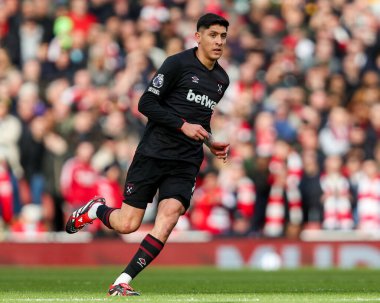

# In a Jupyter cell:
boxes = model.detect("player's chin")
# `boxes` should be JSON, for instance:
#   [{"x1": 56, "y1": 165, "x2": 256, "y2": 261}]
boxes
[{"x1": 211, "y1": 50, "x2": 223, "y2": 59}]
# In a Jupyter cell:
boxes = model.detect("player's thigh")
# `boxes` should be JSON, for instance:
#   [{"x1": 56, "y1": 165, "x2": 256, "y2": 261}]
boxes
[
  {"x1": 123, "y1": 153, "x2": 161, "y2": 209},
  {"x1": 158, "y1": 162, "x2": 199, "y2": 211}
]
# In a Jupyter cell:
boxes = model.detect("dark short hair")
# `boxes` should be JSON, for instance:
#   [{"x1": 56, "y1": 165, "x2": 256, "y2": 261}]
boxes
[{"x1": 196, "y1": 13, "x2": 229, "y2": 31}]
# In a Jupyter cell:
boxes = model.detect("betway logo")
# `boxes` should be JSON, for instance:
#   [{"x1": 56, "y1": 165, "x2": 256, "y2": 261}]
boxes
[{"x1": 186, "y1": 90, "x2": 216, "y2": 110}]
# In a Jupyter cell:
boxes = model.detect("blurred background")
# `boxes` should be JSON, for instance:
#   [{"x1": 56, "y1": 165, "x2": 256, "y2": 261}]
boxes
[{"x1": 0, "y1": 0, "x2": 379, "y2": 268}]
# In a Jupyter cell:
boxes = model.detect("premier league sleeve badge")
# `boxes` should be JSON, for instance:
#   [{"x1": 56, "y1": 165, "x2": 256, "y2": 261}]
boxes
[{"x1": 152, "y1": 74, "x2": 164, "y2": 88}]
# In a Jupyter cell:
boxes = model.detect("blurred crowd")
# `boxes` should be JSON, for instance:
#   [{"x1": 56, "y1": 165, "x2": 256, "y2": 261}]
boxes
[{"x1": 0, "y1": 0, "x2": 380, "y2": 239}]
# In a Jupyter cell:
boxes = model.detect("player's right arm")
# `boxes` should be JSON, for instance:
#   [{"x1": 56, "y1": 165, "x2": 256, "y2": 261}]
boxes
[
  {"x1": 180, "y1": 122, "x2": 209, "y2": 141},
  {"x1": 138, "y1": 56, "x2": 185, "y2": 129},
  {"x1": 138, "y1": 55, "x2": 208, "y2": 141}
]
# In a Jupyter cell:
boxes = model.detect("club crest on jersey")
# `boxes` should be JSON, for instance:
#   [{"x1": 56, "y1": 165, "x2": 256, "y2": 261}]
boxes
[
  {"x1": 217, "y1": 84, "x2": 223, "y2": 94},
  {"x1": 152, "y1": 74, "x2": 164, "y2": 88},
  {"x1": 192, "y1": 76, "x2": 199, "y2": 83},
  {"x1": 125, "y1": 183, "x2": 134, "y2": 195}
]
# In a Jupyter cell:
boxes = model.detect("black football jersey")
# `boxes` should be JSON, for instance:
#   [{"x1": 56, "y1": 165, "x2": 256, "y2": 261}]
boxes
[{"x1": 136, "y1": 47, "x2": 229, "y2": 165}]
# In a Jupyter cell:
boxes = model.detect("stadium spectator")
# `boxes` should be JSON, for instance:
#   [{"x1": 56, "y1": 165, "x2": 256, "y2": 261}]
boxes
[
  {"x1": 343, "y1": 149, "x2": 365, "y2": 226},
  {"x1": 191, "y1": 169, "x2": 228, "y2": 235},
  {"x1": 18, "y1": 115, "x2": 47, "y2": 205},
  {"x1": 0, "y1": 87, "x2": 22, "y2": 179},
  {"x1": 10, "y1": 203, "x2": 46, "y2": 234},
  {"x1": 364, "y1": 103, "x2": 380, "y2": 160},
  {"x1": 320, "y1": 155, "x2": 353, "y2": 230},
  {"x1": 0, "y1": 152, "x2": 14, "y2": 226},
  {"x1": 67, "y1": 0, "x2": 97, "y2": 35},
  {"x1": 60, "y1": 141, "x2": 99, "y2": 212},
  {"x1": 299, "y1": 150, "x2": 323, "y2": 229},
  {"x1": 356, "y1": 160, "x2": 380, "y2": 231},
  {"x1": 264, "y1": 140, "x2": 303, "y2": 237},
  {"x1": 254, "y1": 111, "x2": 277, "y2": 158},
  {"x1": 319, "y1": 107, "x2": 351, "y2": 157},
  {"x1": 88, "y1": 161, "x2": 123, "y2": 235},
  {"x1": 219, "y1": 159, "x2": 256, "y2": 236}
]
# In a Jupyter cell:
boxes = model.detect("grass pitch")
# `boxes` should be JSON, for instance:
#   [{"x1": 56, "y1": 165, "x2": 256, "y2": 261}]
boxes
[{"x1": 0, "y1": 266, "x2": 379, "y2": 302}]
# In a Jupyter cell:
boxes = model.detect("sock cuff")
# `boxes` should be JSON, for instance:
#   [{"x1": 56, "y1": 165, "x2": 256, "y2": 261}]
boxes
[
  {"x1": 104, "y1": 208, "x2": 116, "y2": 229},
  {"x1": 146, "y1": 234, "x2": 164, "y2": 249},
  {"x1": 96, "y1": 205, "x2": 116, "y2": 229}
]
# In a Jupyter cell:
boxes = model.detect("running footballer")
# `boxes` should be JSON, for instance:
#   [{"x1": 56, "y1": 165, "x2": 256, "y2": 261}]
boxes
[{"x1": 65, "y1": 13, "x2": 230, "y2": 296}]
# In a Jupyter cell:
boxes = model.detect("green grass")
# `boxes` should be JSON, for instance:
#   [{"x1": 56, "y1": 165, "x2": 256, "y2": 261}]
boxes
[{"x1": 0, "y1": 266, "x2": 379, "y2": 302}]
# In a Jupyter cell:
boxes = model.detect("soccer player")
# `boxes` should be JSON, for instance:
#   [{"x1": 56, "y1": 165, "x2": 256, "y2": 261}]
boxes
[{"x1": 65, "y1": 13, "x2": 230, "y2": 296}]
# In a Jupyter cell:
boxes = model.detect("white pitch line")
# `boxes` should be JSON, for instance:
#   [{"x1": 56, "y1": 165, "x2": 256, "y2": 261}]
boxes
[
  {"x1": 1, "y1": 299, "x2": 107, "y2": 302},
  {"x1": 1, "y1": 298, "x2": 260, "y2": 303},
  {"x1": 166, "y1": 299, "x2": 259, "y2": 302},
  {"x1": 333, "y1": 299, "x2": 380, "y2": 302}
]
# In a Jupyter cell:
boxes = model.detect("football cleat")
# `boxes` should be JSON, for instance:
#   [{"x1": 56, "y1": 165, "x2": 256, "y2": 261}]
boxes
[
  {"x1": 65, "y1": 197, "x2": 106, "y2": 234},
  {"x1": 108, "y1": 283, "x2": 140, "y2": 296}
]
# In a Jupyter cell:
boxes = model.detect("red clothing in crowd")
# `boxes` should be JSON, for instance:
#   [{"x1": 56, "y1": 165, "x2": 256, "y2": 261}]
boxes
[
  {"x1": 60, "y1": 158, "x2": 99, "y2": 207},
  {"x1": 0, "y1": 162, "x2": 13, "y2": 224},
  {"x1": 97, "y1": 176, "x2": 123, "y2": 209},
  {"x1": 191, "y1": 185, "x2": 228, "y2": 235},
  {"x1": 264, "y1": 151, "x2": 303, "y2": 236},
  {"x1": 320, "y1": 171, "x2": 353, "y2": 230},
  {"x1": 67, "y1": 12, "x2": 97, "y2": 35},
  {"x1": 357, "y1": 174, "x2": 380, "y2": 231}
]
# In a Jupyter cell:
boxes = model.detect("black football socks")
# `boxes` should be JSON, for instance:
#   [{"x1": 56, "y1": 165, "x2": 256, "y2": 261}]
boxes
[
  {"x1": 96, "y1": 204, "x2": 116, "y2": 229},
  {"x1": 123, "y1": 234, "x2": 164, "y2": 278}
]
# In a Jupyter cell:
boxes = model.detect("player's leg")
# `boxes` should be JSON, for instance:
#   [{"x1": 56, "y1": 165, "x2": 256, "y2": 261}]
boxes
[
  {"x1": 121, "y1": 198, "x2": 185, "y2": 277},
  {"x1": 106, "y1": 203, "x2": 145, "y2": 233},
  {"x1": 109, "y1": 198, "x2": 184, "y2": 296},
  {"x1": 65, "y1": 153, "x2": 157, "y2": 234},
  {"x1": 65, "y1": 196, "x2": 147, "y2": 234},
  {"x1": 109, "y1": 161, "x2": 197, "y2": 296},
  {"x1": 150, "y1": 198, "x2": 185, "y2": 242}
]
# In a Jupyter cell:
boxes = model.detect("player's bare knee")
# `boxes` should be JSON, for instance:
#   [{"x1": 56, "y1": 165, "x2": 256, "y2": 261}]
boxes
[
  {"x1": 118, "y1": 220, "x2": 141, "y2": 234},
  {"x1": 160, "y1": 201, "x2": 185, "y2": 217}
]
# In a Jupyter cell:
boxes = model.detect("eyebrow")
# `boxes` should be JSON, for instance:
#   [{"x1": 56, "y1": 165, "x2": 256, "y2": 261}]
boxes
[{"x1": 209, "y1": 30, "x2": 227, "y2": 35}]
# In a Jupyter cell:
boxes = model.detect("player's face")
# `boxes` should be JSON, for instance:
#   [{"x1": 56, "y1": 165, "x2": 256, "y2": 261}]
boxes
[{"x1": 196, "y1": 24, "x2": 227, "y2": 61}]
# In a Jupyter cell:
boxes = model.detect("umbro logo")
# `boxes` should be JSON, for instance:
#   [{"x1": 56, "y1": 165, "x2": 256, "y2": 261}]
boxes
[
  {"x1": 192, "y1": 76, "x2": 199, "y2": 83},
  {"x1": 78, "y1": 217, "x2": 83, "y2": 223},
  {"x1": 137, "y1": 258, "x2": 146, "y2": 268}
]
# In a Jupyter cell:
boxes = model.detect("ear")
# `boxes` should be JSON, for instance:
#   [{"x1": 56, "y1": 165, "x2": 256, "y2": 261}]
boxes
[{"x1": 195, "y1": 31, "x2": 201, "y2": 44}]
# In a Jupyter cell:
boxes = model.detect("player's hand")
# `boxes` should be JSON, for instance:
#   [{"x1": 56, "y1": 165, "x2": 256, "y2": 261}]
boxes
[
  {"x1": 180, "y1": 122, "x2": 209, "y2": 141},
  {"x1": 210, "y1": 141, "x2": 230, "y2": 163}
]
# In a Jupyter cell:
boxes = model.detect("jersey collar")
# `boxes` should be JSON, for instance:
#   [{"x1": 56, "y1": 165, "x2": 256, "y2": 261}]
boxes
[{"x1": 193, "y1": 47, "x2": 218, "y2": 71}]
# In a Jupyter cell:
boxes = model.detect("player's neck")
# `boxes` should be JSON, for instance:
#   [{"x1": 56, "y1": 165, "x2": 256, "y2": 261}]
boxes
[{"x1": 195, "y1": 48, "x2": 216, "y2": 70}]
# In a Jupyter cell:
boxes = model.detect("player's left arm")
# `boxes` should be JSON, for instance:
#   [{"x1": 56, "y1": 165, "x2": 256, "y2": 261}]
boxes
[
  {"x1": 204, "y1": 70, "x2": 230, "y2": 162},
  {"x1": 204, "y1": 132, "x2": 230, "y2": 163}
]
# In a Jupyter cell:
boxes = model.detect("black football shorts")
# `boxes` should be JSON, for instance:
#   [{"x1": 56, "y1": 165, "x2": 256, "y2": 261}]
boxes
[{"x1": 123, "y1": 153, "x2": 199, "y2": 210}]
